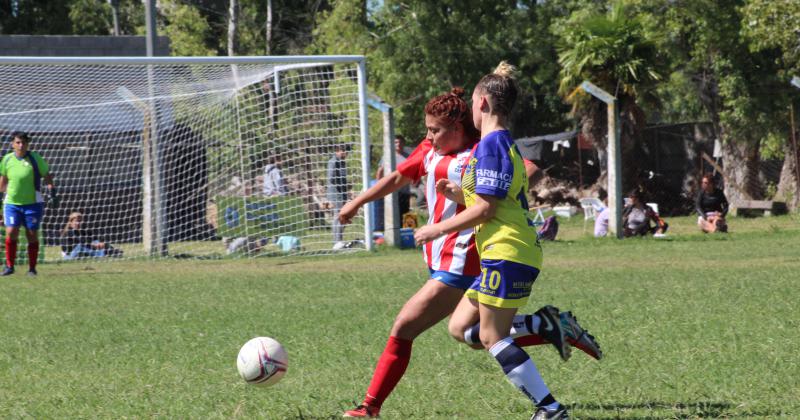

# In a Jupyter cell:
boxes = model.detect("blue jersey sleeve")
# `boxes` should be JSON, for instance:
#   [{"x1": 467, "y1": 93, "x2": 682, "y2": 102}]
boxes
[{"x1": 473, "y1": 135, "x2": 514, "y2": 199}]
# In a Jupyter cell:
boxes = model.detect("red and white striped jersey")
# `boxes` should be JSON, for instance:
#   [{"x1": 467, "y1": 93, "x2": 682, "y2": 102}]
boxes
[{"x1": 398, "y1": 140, "x2": 480, "y2": 276}]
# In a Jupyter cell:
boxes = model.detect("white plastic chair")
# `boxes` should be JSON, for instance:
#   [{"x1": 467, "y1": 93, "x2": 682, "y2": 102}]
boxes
[
  {"x1": 647, "y1": 202, "x2": 659, "y2": 215},
  {"x1": 579, "y1": 197, "x2": 605, "y2": 233}
]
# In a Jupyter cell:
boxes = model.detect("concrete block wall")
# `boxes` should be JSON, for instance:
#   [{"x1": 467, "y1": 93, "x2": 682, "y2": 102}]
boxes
[{"x1": 0, "y1": 35, "x2": 171, "y2": 56}]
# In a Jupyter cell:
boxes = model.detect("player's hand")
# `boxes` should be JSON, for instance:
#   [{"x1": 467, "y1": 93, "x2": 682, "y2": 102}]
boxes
[
  {"x1": 436, "y1": 179, "x2": 464, "y2": 204},
  {"x1": 46, "y1": 186, "x2": 59, "y2": 209},
  {"x1": 414, "y1": 224, "x2": 443, "y2": 245},
  {"x1": 338, "y1": 201, "x2": 360, "y2": 225}
]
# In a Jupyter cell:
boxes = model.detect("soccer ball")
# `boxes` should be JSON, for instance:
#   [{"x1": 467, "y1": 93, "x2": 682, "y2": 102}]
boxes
[{"x1": 236, "y1": 337, "x2": 288, "y2": 386}]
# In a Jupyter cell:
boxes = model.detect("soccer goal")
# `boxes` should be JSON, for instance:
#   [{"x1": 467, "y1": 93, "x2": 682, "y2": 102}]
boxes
[{"x1": 0, "y1": 56, "x2": 372, "y2": 260}]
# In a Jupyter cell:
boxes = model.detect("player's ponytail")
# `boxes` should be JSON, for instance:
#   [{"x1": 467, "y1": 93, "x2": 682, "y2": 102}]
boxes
[
  {"x1": 424, "y1": 87, "x2": 480, "y2": 140},
  {"x1": 476, "y1": 60, "x2": 519, "y2": 117}
]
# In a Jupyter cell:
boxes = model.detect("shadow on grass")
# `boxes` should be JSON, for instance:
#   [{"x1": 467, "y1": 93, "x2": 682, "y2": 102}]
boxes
[{"x1": 572, "y1": 400, "x2": 781, "y2": 419}]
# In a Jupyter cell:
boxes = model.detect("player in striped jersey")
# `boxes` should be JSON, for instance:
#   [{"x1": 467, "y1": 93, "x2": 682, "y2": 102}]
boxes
[
  {"x1": 337, "y1": 88, "x2": 481, "y2": 418},
  {"x1": 339, "y1": 88, "x2": 598, "y2": 418},
  {"x1": 416, "y1": 62, "x2": 577, "y2": 419}
]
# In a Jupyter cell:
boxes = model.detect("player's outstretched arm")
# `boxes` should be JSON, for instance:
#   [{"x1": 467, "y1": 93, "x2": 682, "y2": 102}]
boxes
[{"x1": 338, "y1": 170, "x2": 412, "y2": 225}]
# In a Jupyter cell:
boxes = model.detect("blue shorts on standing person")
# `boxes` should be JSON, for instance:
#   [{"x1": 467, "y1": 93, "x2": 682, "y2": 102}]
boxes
[
  {"x1": 4, "y1": 203, "x2": 44, "y2": 230},
  {"x1": 428, "y1": 269, "x2": 475, "y2": 290}
]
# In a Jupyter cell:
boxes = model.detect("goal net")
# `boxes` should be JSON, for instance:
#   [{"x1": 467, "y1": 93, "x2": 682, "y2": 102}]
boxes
[{"x1": 0, "y1": 56, "x2": 372, "y2": 261}]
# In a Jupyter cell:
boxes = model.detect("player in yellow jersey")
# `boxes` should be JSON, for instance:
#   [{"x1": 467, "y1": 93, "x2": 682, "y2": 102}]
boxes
[{"x1": 415, "y1": 62, "x2": 571, "y2": 420}]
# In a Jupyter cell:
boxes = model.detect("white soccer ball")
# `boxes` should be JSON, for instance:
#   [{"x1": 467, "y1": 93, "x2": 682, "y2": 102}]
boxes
[{"x1": 236, "y1": 337, "x2": 288, "y2": 386}]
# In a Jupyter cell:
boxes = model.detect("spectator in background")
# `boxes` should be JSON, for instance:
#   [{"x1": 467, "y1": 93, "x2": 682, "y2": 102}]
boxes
[
  {"x1": 376, "y1": 135, "x2": 413, "y2": 216},
  {"x1": 696, "y1": 173, "x2": 729, "y2": 233},
  {"x1": 622, "y1": 189, "x2": 667, "y2": 237},
  {"x1": 0, "y1": 132, "x2": 56, "y2": 276},
  {"x1": 327, "y1": 144, "x2": 351, "y2": 249},
  {"x1": 60, "y1": 211, "x2": 121, "y2": 260},
  {"x1": 594, "y1": 206, "x2": 610, "y2": 238},
  {"x1": 262, "y1": 155, "x2": 288, "y2": 197}
]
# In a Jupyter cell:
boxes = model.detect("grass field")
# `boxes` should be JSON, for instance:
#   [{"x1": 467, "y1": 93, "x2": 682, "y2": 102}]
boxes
[{"x1": 1, "y1": 214, "x2": 799, "y2": 419}]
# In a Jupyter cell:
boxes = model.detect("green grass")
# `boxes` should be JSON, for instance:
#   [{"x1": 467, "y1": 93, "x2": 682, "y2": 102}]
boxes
[{"x1": 1, "y1": 215, "x2": 799, "y2": 418}]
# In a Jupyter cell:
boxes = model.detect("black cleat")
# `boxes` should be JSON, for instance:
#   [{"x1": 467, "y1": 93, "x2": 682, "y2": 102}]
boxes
[
  {"x1": 531, "y1": 405, "x2": 569, "y2": 420},
  {"x1": 26, "y1": 268, "x2": 37, "y2": 277},
  {"x1": 1, "y1": 266, "x2": 14, "y2": 276},
  {"x1": 535, "y1": 305, "x2": 571, "y2": 361}
]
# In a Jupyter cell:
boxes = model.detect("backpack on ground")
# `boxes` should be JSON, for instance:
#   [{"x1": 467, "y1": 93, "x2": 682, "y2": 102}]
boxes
[{"x1": 537, "y1": 215, "x2": 559, "y2": 241}]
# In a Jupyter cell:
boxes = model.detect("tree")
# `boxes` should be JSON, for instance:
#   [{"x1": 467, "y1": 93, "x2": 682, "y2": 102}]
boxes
[
  {"x1": 555, "y1": 1, "x2": 663, "y2": 191},
  {"x1": 741, "y1": 0, "x2": 800, "y2": 209},
  {"x1": 651, "y1": 0, "x2": 786, "y2": 205},
  {"x1": 159, "y1": 1, "x2": 216, "y2": 56},
  {"x1": 69, "y1": 0, "x2": 112, "y2": 35},
  {"x1": 311, "y1": 0, "x2": 571, "y2": 142},
  {"x1": 0, "y1": 0, "x2": 72, "y2": 34},
  {"x1": 227, "y1": 0, "x2": 238, "y2": 56}
]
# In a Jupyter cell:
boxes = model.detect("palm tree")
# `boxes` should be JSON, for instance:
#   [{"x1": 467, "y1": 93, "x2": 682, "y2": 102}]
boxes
[{"x1": 556, "y1": 1, "x2": 661, "y2": 191}]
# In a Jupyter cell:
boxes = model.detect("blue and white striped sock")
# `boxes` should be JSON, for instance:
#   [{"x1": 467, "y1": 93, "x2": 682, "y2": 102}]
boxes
[{"x1": 488, "y1": 336, "x2": 560, "y2": 410}]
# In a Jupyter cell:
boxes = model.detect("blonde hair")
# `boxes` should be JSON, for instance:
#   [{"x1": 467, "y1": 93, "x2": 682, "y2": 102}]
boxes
[
  {"x1": 475, "y1": 60, "x2": 520, "y2": 117},
  {"x1": 492, "y1": 61, "x2": 519, "y2": 79},
  {"x1": 61, "y1": 211, "x2": 82, "y2": 236}
]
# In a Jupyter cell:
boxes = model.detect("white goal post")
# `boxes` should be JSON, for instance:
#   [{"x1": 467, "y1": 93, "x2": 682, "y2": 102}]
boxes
[{"x1": 0, "y1": 55, "x2": 372, "y2": 260}]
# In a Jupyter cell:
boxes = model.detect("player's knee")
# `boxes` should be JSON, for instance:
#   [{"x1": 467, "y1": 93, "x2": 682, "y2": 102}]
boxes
[
  {"x1": 389, "y1": 315, "x2": 419, "y2": 340},
  {"x1": 447, "y1": 323, "x2": 465, "y2": 343}
]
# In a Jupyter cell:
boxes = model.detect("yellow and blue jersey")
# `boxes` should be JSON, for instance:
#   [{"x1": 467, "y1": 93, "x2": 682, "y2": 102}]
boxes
[{"x1": 462, "y1": 130, "x2": 542, "y2": 270}]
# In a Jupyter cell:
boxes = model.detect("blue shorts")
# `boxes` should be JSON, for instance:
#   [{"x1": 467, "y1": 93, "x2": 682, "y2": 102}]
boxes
[
  {"x1": 465, "y1": 259, "x2": 540, "y2": 308},
  {"x1": 4, "y1": 203, "x2": 45, "y2": 230},
  {"x1": 429, "y1": 269, "x2": 475, "y2": 290}
]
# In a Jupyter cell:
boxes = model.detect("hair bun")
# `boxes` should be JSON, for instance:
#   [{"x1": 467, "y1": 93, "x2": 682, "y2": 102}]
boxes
[
  {"x1": 493, "y1": 61, "x2": 518, "y2": 79},
  {"x1": 450, "y1": 86, "x2": 465, "y2": 98}
]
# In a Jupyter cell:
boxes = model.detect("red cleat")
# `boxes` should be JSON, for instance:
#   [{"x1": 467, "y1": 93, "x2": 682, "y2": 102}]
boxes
[
  {"x1": 343, "y1": 404, "x2": 380, "y2": 418},
  {"x1": 560, "y1": 311, "x2": 603, "y2": 360}
]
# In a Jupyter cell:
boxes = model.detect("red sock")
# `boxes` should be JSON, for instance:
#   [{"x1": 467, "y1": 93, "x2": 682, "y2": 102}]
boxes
[
  {"x1": 28, "y1": 242, "x2": 38, "y2": 271},
  {"x1": 5, "y1": 237, "x2": 16, "y2": 268},
  {"x1": 514, "y1": 335, "x2": 547, "y2": 347},
  {"x1": 363, "y1": 336, "x2": 413, "y2": 409}
]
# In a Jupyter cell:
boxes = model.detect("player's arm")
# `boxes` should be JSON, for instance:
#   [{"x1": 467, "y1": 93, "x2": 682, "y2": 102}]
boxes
[
  {"x1": 338, "y1": 170, "x2": 413, "y2": 225},
  {"x1": 0, "y1": 175, "x2": 7, "y2": 193},
  {"x1": 415, "y1": 193, "x2": 497, "y2": 244},
  {"x1": 436, "y1": 179, "x2": 465, "y2": 205},
  {"x1": 340, "y1": 140, "x2": 429, "y2": 224}
]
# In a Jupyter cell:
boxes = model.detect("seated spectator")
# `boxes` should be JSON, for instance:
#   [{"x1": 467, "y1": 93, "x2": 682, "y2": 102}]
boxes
[
  {"x1": 223, "y1": 235, "x2": 269, "y2": 255},
  {"x1": 622, "y1": 190, "x2": 668, "y2": 237},
  {"x1": 696, "y1": 173, "x2": 729, "y2": 233},
  {"x1": 60, "y1": 212, "x2": 122, "y2": 259},
  {"x1": 263, "y1": 155, "x2": 288, "y2": 197},
  {"x1": 594, "y1": 206, "x2": 610, "y2": 238}
]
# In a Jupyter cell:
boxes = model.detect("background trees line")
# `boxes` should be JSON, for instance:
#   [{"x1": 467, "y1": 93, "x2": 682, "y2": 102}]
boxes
[{"x1": 2, "y1": 0, "x2": 800, "y2": 209}]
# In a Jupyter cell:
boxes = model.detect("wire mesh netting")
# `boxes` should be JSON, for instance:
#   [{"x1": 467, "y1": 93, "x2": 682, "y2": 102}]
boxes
[{"x1": 0, "y1": 58, "x2": 369, "y2": 261}]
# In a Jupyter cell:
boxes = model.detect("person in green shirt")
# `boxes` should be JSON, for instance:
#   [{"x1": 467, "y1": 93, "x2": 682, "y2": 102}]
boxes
[{"x1": 0, "y1": 132, "x2": 56, "y2": 276}]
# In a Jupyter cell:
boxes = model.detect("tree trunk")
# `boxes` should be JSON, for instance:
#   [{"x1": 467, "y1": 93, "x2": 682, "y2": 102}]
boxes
[
  {"x1": 618, "y1": 94, "x2": 646, "y2": 193},
  {"x1": 266, "y1": 0, "x2": 272, "y2": 55},
  {"x1": 775, "y1": 133, "x2": 800, "y2": 210},
  {"x1": 110, "y1": 0, "x2": 120, "y2": 35},
  {"x1": 227, "y1": 0, "x2": 239, "y2": 56},
  {"x1": 720, "y1": 135, "x2": 762, "y2": 205}
]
